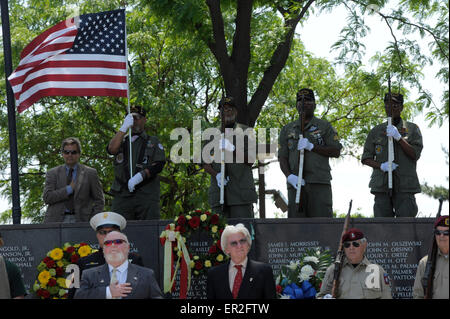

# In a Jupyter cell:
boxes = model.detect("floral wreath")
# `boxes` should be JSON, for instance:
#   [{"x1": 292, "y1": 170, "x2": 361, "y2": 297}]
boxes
[
  {"x1": 33, "y1": 242, "x2": 96, "y2": 299},
  {"x1": 160, "y1": 209, "x2": 228, "y2": 298}
]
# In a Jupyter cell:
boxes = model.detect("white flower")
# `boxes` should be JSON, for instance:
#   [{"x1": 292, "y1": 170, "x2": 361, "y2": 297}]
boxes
[
  {"x1": 299, "y1": 264, "x2": 315, "y2": 281},
  {"x1": 279, "y1": 294, "x2": 292, "y2": 299},
  {"x1": 303, "y1": 256, "x2": 319, "y2": 264}
]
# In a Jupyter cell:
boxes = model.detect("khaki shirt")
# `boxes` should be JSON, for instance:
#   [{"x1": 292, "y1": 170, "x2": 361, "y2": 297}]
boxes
[
  {"x1": 361, "y1": 118, "x2": 423, "y2": 193},
  {"x1": 204, "y1": 123, "x2": 257, "y2": 207},
  {"x1": 278, "y1": 116, "x2": 342, "y2": 185},
  {"x1": 317, "y1": 257, "x2": 392, "y2": 299},
  {"x1": 413, "y1": 251, "x2": 449, "y2": 299},
  {"x1": 110, "y1": 132, "x2": 165, "y2": 200}
]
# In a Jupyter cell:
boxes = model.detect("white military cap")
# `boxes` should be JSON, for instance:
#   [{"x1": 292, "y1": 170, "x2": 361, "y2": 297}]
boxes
[{"x1": 89, "y1": 212, "x2": 126, "y2": 231}]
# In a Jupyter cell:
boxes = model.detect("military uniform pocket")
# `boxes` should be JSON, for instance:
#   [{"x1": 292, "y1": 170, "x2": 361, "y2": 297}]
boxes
[{"x1": 362, "y1": 287, "x2": 382, "y2": 299}]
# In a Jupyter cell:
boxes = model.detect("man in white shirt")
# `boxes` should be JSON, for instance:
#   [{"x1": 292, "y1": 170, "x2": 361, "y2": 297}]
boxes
[{"x1": 74, "y1": 231, "x2": 163, "y2": 299}]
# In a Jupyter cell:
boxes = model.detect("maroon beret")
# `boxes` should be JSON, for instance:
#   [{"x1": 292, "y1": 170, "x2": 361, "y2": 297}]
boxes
[
  {"x1": 434, "y1": 215, "x2": 449, "y2": 228},
  {"x1": 342, "y1": 228, "x2": 364, "y2": 242}
]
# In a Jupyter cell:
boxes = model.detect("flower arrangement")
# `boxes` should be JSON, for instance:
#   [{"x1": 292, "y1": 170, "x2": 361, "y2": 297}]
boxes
[
  {"x1": 160, "y1": 210, "x2": 228, "y2": 298},
  {"x1": 33, "y1": 242, "x2": 96, "y2": 299},
  {"x1": 276, "y1": 247, "x2": 332, "y2": 299},
  {"x1": 161, "y1": 209, "x2": 228, "y2": 277}
]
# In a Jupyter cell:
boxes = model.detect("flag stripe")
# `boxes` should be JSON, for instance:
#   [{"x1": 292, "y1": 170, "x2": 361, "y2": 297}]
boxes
[
  {"x1": 17, "y1": 87, "x2": 127, "y2": 113},
  {"x1": 8, "y1": 9, "x2": 128, "y2": 112}
]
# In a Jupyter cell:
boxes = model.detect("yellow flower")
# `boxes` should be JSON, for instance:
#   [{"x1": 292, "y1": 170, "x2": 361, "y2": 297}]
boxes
[
  {"x1": 205, "y1": 260, "x2": 212, "y2": 268},
  {"x1": 211, "y1": 226, "x2": 218, "y2": 233},
  {"x1": 216, "y1": 254, "x2": 224, "y2": 262},
  {"x1": 193, "y1": 255, "x2": 199, "y2": 261},
  {"x1": 49, "y1": 248, "x2": 63, "y2": 261},
  {"x1": 57, "y1": 278, "x2": 67, "y2": 288},
  {"x1": 78, "y1": 245, "x2": 92, "y2": 258},
  {"x1": 189, "y1": 261, "x2": 195, "y2": 268},
  {"x1": 200, "y1": 214, "x2": 207, "y2": 222},
  {"x1": 186, "y1": 215, "x2": 192, "y2": 220},
  {"x1": 177, "y1": 250, "x2": 183, "y2": 257},
  {"x1": 38, "y1": 270, "x2": 51, "y2": 285},
  {"x1": 56, "y1": 261, "x2": 64, "y2": 267}
]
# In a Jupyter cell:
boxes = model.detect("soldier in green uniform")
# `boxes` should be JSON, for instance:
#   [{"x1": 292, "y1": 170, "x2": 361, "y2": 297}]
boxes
[
  {"x1": 202, "y1": 97, "x2": 257, "y2": 218},
  {"x1": 317, "y1": 228, "x2": 393, "y2": 299},
  {"x1": 361, "y1": 93, "x2": 423, "y2": 217},
  {"x1": 278, "y1": 88, "x2": 342, "y2": 218},
  {"x1": 413, "y1": 215, "x2": 449, "y2": 299},
  {"x1": 107, "y1": 106, "x2": 166, "y2": 220}
]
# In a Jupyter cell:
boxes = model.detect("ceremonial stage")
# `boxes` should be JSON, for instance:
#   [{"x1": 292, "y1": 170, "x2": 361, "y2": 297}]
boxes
[{"x1": 0, "y1": 218, "x2": 433, "y2": 299}]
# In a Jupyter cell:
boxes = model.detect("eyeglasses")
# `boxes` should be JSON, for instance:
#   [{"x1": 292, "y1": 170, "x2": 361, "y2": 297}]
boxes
[
  {"x1": 435, "y1": 230, "x2": 449, "y2": 236},
  {"x1": 62, "y1": 150, "x2": 79, "y2": 155},
  {"x1": 229, "y1": 238, "x2": 247, "y2": 247},
  {"x1": 343, "y1": 241, "x2": 361, "y2": 248},
  {"x1": 104, "y1": 239, "x2": 127, "y2": 246},
  {"x1": 97, "y1": 229, "x2": 114, "y2": 236}
]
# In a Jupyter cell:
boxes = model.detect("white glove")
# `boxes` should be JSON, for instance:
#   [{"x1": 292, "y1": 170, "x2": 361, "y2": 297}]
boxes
[
  {"x1": 386, "y1": 124, "x2": 401, "y2": 141},
  {"x1": 128, "y1": 172, "x2": 144, "y2": 192},
  {"x1": 322, "y1": 294, "x2": 335, "y2": 299},
  {"x1": 380, "y1": 162, "x2": 399, "y2": 172},
  {"x1": 287, "y1": 174, "x2": 305, "y2": 190},
  {"x1": 219, "y1": 138, "x2": 235, "y2": 152},
  {"x1": 215, "y1": 172, "x2": 229, "y2": 188},
  {"x1": 119, "y1": 114, "x2": 134, "y2": 133},
  {"x1": 297, "y1": 137, "x2": 314, "y2": 151}
]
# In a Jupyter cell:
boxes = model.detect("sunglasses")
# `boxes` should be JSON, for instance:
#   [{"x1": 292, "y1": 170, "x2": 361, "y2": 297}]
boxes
[
  {"x1": 343, "y1": 241, "x2": 361, "y2": 248},
  {"x1": 62, "y1": 150, "x2": 79, "y2": 155},
  {"x1": 229, "y1": 238, "x2": 247, "y2": 247},
  {"x1": 104, "y1": 239, "x2": 127, "y2": 246},
  {"x1": 435, "y1": 230, "x2": 449, "y2": 236}
]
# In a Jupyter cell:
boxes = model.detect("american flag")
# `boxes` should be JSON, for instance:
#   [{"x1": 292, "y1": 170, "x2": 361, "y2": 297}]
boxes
[{"x1": 8, "y1": 9, "x2": 128, "y2": 113}]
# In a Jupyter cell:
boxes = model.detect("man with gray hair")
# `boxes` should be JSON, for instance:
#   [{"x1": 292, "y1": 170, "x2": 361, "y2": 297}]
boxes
[
  {"x1": 207, "y1": 223, "x2": 276, "y2": 299},
  {"x1": 43, "y1": 137, "x2": 105, "y2": 223},
  {"x1": 74, "y1": 231, "x2": 163, "y2": 299},
  {"x1": 317, "y1": 228, "x2": 392, "y2": 299}
]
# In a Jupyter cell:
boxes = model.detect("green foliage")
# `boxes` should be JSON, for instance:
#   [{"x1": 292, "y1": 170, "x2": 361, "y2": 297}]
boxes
[{"x1": 0, "y1": 0, "x2": 448, "y2": 222}]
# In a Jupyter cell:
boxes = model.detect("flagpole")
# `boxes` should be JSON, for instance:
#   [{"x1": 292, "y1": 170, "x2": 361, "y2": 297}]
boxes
[
  {"x1": 1, "y1": 0, "x2": 22, "y2": 224},
  {"x1": 122, "y1": 8, "x2": 133, "y2": 178}
]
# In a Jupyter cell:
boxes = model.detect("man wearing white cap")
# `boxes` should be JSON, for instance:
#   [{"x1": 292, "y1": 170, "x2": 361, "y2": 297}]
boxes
[{"x1": 68, "y1": 212, "x2": 143, "y2": 298}]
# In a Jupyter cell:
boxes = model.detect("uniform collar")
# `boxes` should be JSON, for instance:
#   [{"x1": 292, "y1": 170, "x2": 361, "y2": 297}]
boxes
[
  {"x1": 293, "y1": 116, "x2": 318, "y2": 129},
  {"x1": 108, "y1": 259, "x2": 129, "y2": 273},
  {"x1": 343, "y1": 256, "x2": 370, "y2": 268}
]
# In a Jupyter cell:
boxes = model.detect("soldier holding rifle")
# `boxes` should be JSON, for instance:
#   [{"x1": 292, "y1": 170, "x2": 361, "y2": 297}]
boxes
[
  {"x1": 413, "y1": 215, "x2": 449, "y2": 299},
  {"x1": 279, "y1": 88, "x2": 342, "y2": 218},
  {"x1": 362, "y1": 92, "x2": 423, "y2": 217},
  {"x1": 203, "y1": 97, "x2": 257, "y2": 218},
  {"x1": 317, "y1": 228, "x2": 392, "y2": 299}
]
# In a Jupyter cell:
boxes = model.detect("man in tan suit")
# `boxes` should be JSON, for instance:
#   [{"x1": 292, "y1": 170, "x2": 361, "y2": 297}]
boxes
[
  {"x1": 413, "y1": 215, "x2": 449, "y2": 299},
  {"x1": 43, "y1": 137, "x2": 104, "y2": 223},
  {"x1": 317, "y1": 228, "x2": 392, "y2": 299}
]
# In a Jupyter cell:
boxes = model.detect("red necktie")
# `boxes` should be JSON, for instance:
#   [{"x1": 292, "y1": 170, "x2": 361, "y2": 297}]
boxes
[{"x1": 232, "y1": 265, "x2": 243, "y2": 299}]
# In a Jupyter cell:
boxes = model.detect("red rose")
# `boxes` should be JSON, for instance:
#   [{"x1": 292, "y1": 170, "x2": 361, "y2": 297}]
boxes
[
  {"x1": 195, "y1": 261, "x2": 203, "y2": 270},
  {"x1": 56, "y1": 267, "x2": 64, "y2": 276},
  {"x1": 188, "y1": 216, "x2": 200, "y2": 229},
  {"x1": 177, "y1": 215, "x2": 186, "y2": 226},
  {"x1": 208, "y1": 245, "x2": 217, "y2": 254},
  {"x1": 210, "y1": 214, "x2": 219, "y2": 225},
  {"x1": 204, "y1": 226, "x2": 210, "y2": 232},
  {"x1": 66, "y1": 246, "x2": 75, "y2": 254},
  {"x1": 216, "y1": 240, "x2": 222, "y2": 251},
  {"x1": 45, "y1": 259, "x2": 55, "y2": 268},
  {"x1": 47, "y1": 278, "x2": 57, "y2": 287},
  {"x1": 276, "y1": 285, "x2": 283, "y2": 294},
  {"x1": 195, "y1": 210, "x2": 202, "y2": 213},
  {"x1": 160, "y1": 237, "x2": 166, "y2": 246},
  {"x1": 71, "y1": 254, "x2": 79, "y2": 263},
  {"x1": 205, "y1": 211, "x2": 211, "y2": 216},
  {"x1": 79, "y1": 242, "x2": 88, "y2": 246},
  {"x1": 38, "y1": 289, "x2": 50, "y2": 299}
]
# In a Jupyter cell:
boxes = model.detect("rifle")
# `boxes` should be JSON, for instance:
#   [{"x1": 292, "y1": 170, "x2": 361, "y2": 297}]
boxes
[
  {"x1": 331, "y1": 200, "x2": 352, "y2": 298},
  {"x1": 387, "y1": 75, "x2": 395, "y2": 200},
  {"x1": 219, "y1": 105, "x2": 225, "y2": 212},
  {"x1": 422, "y1": 197, "x2": 443, "y2": 299},
  {"x1": 295, "y1": 95, "x2": 305, "y2": 206}
]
